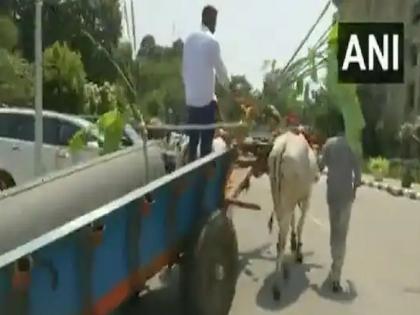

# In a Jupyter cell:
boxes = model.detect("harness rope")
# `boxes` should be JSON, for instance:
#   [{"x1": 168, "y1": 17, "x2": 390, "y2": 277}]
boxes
[{"x1": 145, "y1": 121, "x2": 245, "y2": 131}]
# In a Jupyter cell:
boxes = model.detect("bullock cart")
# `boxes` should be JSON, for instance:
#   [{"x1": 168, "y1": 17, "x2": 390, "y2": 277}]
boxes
[{"x1": 0, "y1": 128, "x2": 259, "y2": 315}]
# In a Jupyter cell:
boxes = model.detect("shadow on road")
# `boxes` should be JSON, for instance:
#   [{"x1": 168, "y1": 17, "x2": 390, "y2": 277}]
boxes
[
  {"x1": 116, "y1": 246, "x2": 323, "y2": 315},
  {"x1": 404, "y1": 287, "x2": 420, "y2": 294},
  {"x1": 114, "y1": 269, "x2": 182, "y2": 315},
  {"x1": 310, "y1": 278, "x2": 358, "y2": 303},
  {"x1": 238, "y1": 242, "x2": 315, "y2": 283},
  {"x1": 238, "y1": 243, "x2": 275, "y2": 282},
  {"x1": 256, "y1": 262, "x2": 323, "y2": 311}
]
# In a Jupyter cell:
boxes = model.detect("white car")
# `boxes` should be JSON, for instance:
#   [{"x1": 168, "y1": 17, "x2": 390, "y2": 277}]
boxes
[{"x1": 0, "y1": 107, "x2": 142, "y2": 190}]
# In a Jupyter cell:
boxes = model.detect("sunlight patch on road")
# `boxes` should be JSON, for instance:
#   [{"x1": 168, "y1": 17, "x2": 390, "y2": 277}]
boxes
[{"x1": 309, "y1": 214, "x2": 328, "y2": 232}]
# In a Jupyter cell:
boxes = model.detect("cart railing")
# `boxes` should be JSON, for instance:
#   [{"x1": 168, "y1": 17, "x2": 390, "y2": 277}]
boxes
[{"x1": 0, "y1": 144, "x2": 235, "y2": 315}]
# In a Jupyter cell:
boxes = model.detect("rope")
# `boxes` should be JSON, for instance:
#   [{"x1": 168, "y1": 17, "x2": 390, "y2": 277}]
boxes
[
  {"x1": 139, "y1": 121, "x2": 150, "y2": 182},
  {"x1": 145, "y1": 121, "x2": 246, "y2": 131}
]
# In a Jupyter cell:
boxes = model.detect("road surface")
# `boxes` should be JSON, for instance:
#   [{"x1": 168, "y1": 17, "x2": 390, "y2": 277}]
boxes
[{"x1": 118, "y1": 175, "x2": 420, "y2": 315}]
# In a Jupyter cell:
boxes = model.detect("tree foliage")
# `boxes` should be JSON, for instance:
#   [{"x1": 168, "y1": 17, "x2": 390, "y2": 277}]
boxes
[
  {"x1": 326, "y1": 21, "x2": 365, "y2": 158},
  {"x1": 0, "y1": 14, "x2": 18, "y2": 51},
  {"x1": 2, "y1": 2, "x2": 259, "y2": 157},
  {"x1": 84, "y1": 81, "x2": 126, "y2": 115},
  {"x1": 0, "y1": 14, "x2": 32, "y2": 106},
  {"x1": 0, "y1": 49, "x2": 33, "y2": 106},
  {"x1": 43, "y1": 41, "x2": 86, "y2": 113},
  {"x1": 134, "y1": 35, "x2": 185, "y2": 123},
  {"x1": 10, "y1": 0, "x2": 122, "y2": 83},
  {"x1": 69, "y1": 108, "x2": 125, "y2": 155}
]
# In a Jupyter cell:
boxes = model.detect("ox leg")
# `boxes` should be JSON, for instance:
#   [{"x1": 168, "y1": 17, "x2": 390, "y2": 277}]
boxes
[
  {"x1": 295, "y1": 198, "x2": 309, "y2": 263},
  {"x1": 272, "y1": 213, "x2": 292, "y2": 301},
  {"x1": 290, "y1": 212, "x2": 297, "y2": 252}
]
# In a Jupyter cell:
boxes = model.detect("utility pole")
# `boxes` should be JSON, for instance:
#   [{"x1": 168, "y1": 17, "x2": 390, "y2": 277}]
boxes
[{"x1": 34, "y1": 0, "x2": 44, "y2": 177}]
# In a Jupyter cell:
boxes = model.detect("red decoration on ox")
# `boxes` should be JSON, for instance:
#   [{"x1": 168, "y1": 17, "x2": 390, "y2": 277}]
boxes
[
  {"x1": 12, "y1": 271, "x2": 31, "y2": 291},
  {"x1": 12, "y1": 257, "x2": 33, "y2": 291}
]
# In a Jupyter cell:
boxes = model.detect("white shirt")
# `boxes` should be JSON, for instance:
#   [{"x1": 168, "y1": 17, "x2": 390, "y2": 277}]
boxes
[{"x1": 182, "y1": 26, "x2": 229, "y2": 107}]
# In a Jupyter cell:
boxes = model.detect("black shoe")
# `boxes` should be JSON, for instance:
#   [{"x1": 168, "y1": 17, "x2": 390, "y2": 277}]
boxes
[{"x1": 332, "y1": 281, "x2": 343, "y2": 293}]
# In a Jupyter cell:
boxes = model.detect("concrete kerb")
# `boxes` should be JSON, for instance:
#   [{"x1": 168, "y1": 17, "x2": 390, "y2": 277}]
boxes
[
  {"x1": 322, "y1": 170, "x2": 420, "y2": 200},
  {"x1": 361, "y1": 178, "x2": 420, "y2": 201}
]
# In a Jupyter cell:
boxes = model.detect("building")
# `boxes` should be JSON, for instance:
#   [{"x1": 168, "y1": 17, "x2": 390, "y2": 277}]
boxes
[{"x1": 335, "y1": 0, "x2": 420, "y2": 155}]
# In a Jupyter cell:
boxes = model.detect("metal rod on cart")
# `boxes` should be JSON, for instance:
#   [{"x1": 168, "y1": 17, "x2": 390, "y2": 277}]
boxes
[
  {"x1": 145, "y1": 122, "x2": 244, "y2": 131},
  {"x1": 140, "y1": 119, "x2": 150, "y2": 183},
  {"x1": 34, "y1": 0, "x2": 44, "y2": 177}
]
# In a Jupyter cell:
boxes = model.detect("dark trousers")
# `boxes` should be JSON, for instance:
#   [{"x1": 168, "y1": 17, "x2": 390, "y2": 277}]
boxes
[{"x1": 186, "y1": 100, "x2": 216, "y2": 162}]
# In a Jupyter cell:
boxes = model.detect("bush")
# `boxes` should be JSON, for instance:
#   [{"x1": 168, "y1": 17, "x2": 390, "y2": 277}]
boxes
[
  {"x1": 43, "y1": 41, "x2": 86, "y2": 114},
  {"x1": 368, "y1": 157, "x2": 389, "y2": 181},
  {"x1": 0, "y1": 49, "x2": 33, "y2": 106},
  {"x1": 0, "y1": 15, "x2": 18, "y2": 51},
  {"x1": 83, "y1": 81, "x2": 126, "y2": 115}
]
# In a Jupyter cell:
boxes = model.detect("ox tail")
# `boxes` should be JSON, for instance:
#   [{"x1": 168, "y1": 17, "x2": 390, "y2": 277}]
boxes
[{"x1": 267, "y1": 142, "x2": 286, "y2": 236}]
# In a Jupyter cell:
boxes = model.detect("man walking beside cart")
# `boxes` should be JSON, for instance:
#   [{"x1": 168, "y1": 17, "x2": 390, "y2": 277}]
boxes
[
  {"x1": 182, "y1": 5, "x2": 230, "y2": 162},
  {"x1": 319, "y1": 115, "x2": 362, "y2": 293}
]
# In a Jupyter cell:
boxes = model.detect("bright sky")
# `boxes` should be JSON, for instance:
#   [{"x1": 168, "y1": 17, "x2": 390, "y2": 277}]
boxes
[{"x1": 122, "y1": 0, "x2": 336, "y2": 90}]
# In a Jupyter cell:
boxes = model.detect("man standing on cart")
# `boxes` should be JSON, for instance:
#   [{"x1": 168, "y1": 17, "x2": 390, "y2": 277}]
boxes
[{"x1": 182, "y1": 5, "x2": 230, "y2": 162}]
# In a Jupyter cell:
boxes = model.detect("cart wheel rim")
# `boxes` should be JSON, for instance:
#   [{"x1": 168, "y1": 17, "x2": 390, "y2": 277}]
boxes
[
  {"x1": 198, "y1": 251, "x2": 236, "y2": 315},
  {"x1": 193, "y1": 211, "x2": 239, "y2": 315},
  {"x1": 0, "y1": 179, "x2": 7, "y2": 191},
  {"x1": 215, "y1": 264, "x2": 225, "y2": 281}
]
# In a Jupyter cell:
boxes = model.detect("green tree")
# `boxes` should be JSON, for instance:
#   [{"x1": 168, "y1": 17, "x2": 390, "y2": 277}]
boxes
[
  {"x1": 218, "y1": 75, "x2": 255, "y2": 122},
  {"x1": 137, "y1": 34, "x2": 157, "y2": 59},
  {"x1": 10, "y1": 0, "x2": 122, "y2": 83},
  {"x1": 133, "y1": 36, "x2": 185, "y2": 122},
  {"x1": 0, "y1": 14, "x2": 33, "y2": 106},
  {"x1": 43, "y1": 41, "x2": 86, "y2": 113},
  {"x1": 0, "y1": 50, "x2": 33, "y2": 106},
  {"x1": 261, "y1": 43, "x2": 326, "y2": 121},
  {"x1": 0, "y1": 14, "x2": 18, "y2": 51},
  {"x1": 83, "y1": 81, "x2": 126, "y2": 115},
  {"x1": 326, "y1": 21, "x2": 365, "y2": 158}
]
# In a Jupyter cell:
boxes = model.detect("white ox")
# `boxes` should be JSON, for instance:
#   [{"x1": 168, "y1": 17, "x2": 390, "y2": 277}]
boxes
[
  {"x1": 245, "y1": 131, "x2": 320, "y2": 301},
  {"x1": 268, "y1": 131, "x2": 320, "y2": 300}
]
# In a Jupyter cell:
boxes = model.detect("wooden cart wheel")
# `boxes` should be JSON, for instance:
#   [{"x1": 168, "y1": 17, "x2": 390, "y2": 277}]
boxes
[
  {"x1": 180, "y1": 209, "x2": 239, "y2": 315},
  {"x1": 0, "y1": 171, "x2": 15, "y2": 191}
]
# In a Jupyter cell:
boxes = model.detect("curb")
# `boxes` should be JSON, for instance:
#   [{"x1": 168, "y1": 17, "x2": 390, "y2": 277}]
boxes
[
  {"x1": 323, "y1": 173, "x2": 420, "y2": 201},
  {"x1": 361, "y1": 179, "x2": 420, "y2": 201}
]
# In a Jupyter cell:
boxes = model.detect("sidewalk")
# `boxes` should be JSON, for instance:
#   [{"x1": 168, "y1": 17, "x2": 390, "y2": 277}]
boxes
[
  {"x1": 321, "y1": 170, "x2": 420, "y2": 200},
  {"x1": 362, "y1": 174, "x2": 420, "y2": 200},
  {"x1": 362, "y1": 174, "x2": 420, "y2": 193}
]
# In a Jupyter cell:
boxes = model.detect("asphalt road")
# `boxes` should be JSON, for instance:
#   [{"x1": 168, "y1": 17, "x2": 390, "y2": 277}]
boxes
[{"x1": 119, "y1": 175, "x2": 420, "y2": 315}]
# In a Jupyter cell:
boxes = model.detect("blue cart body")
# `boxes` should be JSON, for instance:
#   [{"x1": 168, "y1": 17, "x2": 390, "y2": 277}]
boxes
[{"x1": 0, "y1": 149, "x2": 233, "y2": 315}]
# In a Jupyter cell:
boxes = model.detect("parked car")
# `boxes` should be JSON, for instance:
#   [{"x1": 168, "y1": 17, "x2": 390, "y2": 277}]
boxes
[{"x1": 0, "y1": 107, "x2": 142, "y2": 190}]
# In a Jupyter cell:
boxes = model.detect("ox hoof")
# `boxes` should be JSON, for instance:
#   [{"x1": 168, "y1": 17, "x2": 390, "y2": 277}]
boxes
[
  {"x1": 332, "y1": 281, "x2": 343, "y2": 293},
  {"x1": 296, "y1": 252, "x2": 303, "y2": 264},
  {"x1": 283, "y1": 265, "x2": 290, "y2": 281},
  {"x1": 272, "y1": 286, "x2": 281, "y2": 301}
]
